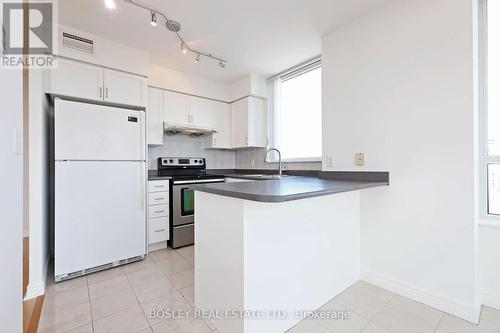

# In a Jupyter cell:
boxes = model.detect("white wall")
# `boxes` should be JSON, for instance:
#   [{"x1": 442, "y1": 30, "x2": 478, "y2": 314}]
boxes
[
  {"x1": 230, "y1": 74, "x2": 267, "y2": 101},
  {"x1": 478, "y1": 225, "x2": 500, "y2": 309},
  {"x1": 25, "y1": 69, "x2": 50, "y2": 299},
  {"x1": 322, "y1": 0, "x2": 479, "y2": 322},
  {"x1": 0, "y1": 69, "x2": 23, "y2": 332},
  {"x1": 58, "y1": 25, "x2": 150, "y2": 77},
  {"x1": 148, "y1": 64, "x2": 231, "y2": 102}
]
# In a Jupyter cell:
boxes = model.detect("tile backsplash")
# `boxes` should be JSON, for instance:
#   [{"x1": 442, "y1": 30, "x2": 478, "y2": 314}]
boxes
[
  {"x1": 148, "y1": 134, "x2": 236, "y2": 170},
  {"x1": 148, "y1": 135, "x2": 322, "y2": 171},
  {"x1": 235, "y1": 148, "x2": 322, "y2": 171}
]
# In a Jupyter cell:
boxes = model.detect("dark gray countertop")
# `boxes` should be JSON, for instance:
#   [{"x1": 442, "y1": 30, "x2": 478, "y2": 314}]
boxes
[{"x1": 192, "y1": 176, "x2": 388, "y2": 203}]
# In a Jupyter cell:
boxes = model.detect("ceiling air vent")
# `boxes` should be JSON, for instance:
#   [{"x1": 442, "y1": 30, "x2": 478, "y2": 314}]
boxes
[{"x1": 62, "y1": 32, "x2": 94, "y2": 54}]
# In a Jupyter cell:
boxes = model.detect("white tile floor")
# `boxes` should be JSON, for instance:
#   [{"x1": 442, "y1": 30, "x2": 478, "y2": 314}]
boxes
[{"x1": 39, "y1": 246, "x2": 500, "y2": 333}]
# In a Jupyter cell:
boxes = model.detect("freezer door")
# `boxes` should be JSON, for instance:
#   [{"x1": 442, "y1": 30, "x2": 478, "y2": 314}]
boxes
[
  {"x1": 55, "y1": 99, "x2": 145, "y2": 161},
  {"x1": 55, "y1": 161, "x2": 146, "y2": 277}
]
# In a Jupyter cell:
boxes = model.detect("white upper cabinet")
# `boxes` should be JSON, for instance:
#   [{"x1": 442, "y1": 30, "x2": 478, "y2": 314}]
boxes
[
  {"x1": 103, "y1": 69, "x2": 147, "y2": 107},
  {"x1": 147, "y1": 87, "x2": 164, "y2": 145},
  {"x1": 48, "y1": 58, "x2": 147, "y2": 108},
  {"x1": 232, "y1": 96, "x2": 267, "y2": 148},
  {"x1": 205, "y1": 101, "x2": 232, "y2": 149},
  {"x1": 164, "y1": 90, "x2": 189, "y2": 126},
  {"x1": 189, "y1": 96, "x2": 214, "y2": 129},
  {"x1": 49, "y1": 58, "x2": 104, "y2": 101},
  {"x1": 163, "y1": 91, "x2": 214, "y2": 129}
]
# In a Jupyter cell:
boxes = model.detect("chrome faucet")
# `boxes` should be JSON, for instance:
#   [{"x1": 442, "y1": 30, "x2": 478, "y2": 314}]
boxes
[{"x1": 264, "y1": 148, "x2": 282, "y2": 176}]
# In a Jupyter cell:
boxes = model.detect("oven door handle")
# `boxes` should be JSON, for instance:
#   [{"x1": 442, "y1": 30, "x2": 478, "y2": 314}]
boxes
[{"x1": 173, "y1": 178, "x2": 225, "y2": 185}]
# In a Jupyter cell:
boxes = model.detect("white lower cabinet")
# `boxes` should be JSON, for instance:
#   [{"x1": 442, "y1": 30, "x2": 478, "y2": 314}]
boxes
[
  {"x1": 148, "y1": 179, "x2": 170, "y2": 248},
  {"x1": 149, "y1": 217, "x2": 169, "y2": 244}
]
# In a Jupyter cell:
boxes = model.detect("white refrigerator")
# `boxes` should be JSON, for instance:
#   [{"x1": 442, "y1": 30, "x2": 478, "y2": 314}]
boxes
[{"x1": 54, "y1": 98, "x2": 146, "y2": 281}]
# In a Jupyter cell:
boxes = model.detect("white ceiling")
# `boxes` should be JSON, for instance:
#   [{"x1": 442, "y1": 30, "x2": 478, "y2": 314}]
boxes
[{"x1": 59, "y1": 0, "x2": 388, "y2": 83}]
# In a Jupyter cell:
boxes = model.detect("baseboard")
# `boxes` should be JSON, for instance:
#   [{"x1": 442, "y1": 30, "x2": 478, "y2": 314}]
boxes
[
  {"x1": 148, "y1": 241, "x2": 168, "y2": 253},
  {"x1": 481, "y1": 291, "x2": 500, "y2": 311},
  {"x1": 361, "y1": 269, "x2": 481, "y2": 324},
  {"x1": 24, "y1": 256, "x2": 49, "y2": 300}
]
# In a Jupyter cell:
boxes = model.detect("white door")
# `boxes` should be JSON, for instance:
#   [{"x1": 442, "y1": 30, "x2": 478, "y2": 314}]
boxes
[
  {"x1": 231, "y1": 98, "x2": 248, "y2": 147},
  {"x1": 190, "y1": 96, "x2": 214, "y2": 129},
  {"x1": 55, "y1": 99, "x2": 145, "y2": 161},
  {"x1": 164, "y1": 90, "x2": 189, "y2": 126},
  {"x1": 55, "y1": 161, "x2": 146, "y2": 277},
  {"x1": 147, "y1": 87, "x2": 164, "y2": 145},
  {"x1": 104, "y1": 69, "x2": 147, "y2": 107},
  {"x1": 50, "y1": 58, "x2": 103, "y2": 101},
  {"x1": 212, "y1": 101, "x2": 231, "y2": 148}
]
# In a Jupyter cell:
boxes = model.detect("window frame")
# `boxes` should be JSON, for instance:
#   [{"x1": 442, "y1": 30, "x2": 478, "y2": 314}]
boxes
[
  {"x1": 267, "y1": 57, "x2": 322, "y2": 163},
  {"x1": 479, "y1": 0, "x2": 500, "y2": 224}
]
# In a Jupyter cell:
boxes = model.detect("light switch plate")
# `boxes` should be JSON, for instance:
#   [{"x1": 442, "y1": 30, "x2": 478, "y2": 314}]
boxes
[{"x1": 355, "y1": 153, "x2": 365, "y2": 166}]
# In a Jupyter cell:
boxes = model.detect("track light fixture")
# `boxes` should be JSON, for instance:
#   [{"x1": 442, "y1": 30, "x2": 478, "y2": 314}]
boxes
[
  {"x1": 104, "y1": 0, "x2": 116, "y2": 10},
  {"x1": 150, "y1": 11, "x2": 157, "y2": 26},
  {"x1": 123, "y1": 0, "x2": 228, "y2": 68}
]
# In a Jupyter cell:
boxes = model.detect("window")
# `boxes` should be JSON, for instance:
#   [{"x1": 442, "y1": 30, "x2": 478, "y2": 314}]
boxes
[
  {"x1": 483, "y1": 0, "x2": 500, "y2": 217},
  {"x1": 268, "y1": 59, "x2": 322, "y2": 162}
]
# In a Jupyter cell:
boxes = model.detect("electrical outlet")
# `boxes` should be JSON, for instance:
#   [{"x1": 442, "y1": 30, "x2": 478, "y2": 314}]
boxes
[
  {"x1": 326, "y1": 155, "x2": 335, "y2": 168},
  {"x1": 355, "y1": 153, "x2": 365, "y2": 166}
]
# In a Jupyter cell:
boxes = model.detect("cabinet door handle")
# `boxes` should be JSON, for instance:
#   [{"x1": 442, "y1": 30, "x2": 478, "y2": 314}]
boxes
[
  {"x1": 105, "y1": 87, "x2": 109, "y2": 99},
  {"x1": 154, "y1": 197, "x2": 165, "y2": 201},
  {"x1": 154, "y1": 210, "x2": 165, "y2": 214},
  {"x1": 154, "y1": 229, "x2": 165, "y2": 233},
  {"x1": 99, "y1": 87, "x2": 102, "y2": 98}
]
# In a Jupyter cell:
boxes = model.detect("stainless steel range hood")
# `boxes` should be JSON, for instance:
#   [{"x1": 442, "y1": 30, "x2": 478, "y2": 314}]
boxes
[{"x1": 163, "y1": 123, "x2": 217, "y2": 137}]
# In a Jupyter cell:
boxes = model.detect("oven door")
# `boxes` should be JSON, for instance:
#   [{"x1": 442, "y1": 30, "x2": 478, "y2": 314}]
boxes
[
  {"x1": 171, "y1": 178, "x2": 225, "y2": 248},
  {"x1": 172, "y1": 178, "x2": 225, "y2": 227},
  {"x1": 172, "y1": 185, "x2": 195, "y2": 227}
]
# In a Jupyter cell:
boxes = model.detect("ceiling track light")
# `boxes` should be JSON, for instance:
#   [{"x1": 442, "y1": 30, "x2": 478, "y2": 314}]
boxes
[
  {"x1": 181, "y1": 43, "x2": 187, "y2": 54},
  {"x1": 104, "y1": 0, "x2": 116, "y2": 10},
  {"x1": 150, "y1": 11, "x2": 157, "y2": 26},
  {"x1": 123, "y1": 0, "x2": 228, "y2": 68}
]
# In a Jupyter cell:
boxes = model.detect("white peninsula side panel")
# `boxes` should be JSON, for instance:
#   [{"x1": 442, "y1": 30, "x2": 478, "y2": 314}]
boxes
[{"x1": 195, "y1": 190, "x2": 361, "y2": 333}]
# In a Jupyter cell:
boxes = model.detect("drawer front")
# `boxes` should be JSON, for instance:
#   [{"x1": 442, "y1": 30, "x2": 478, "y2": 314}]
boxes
[
  {"x1": 148, "y1": 191, "x2": 169, "y2": 206},
  {"x1": 149, "y1": 217, "x2": 168, "y2": 244},
  {"x1": 148, "y1": 180, "x2": 170, "y2": 193},
  {"x1": 148, "y1": 204, "x2": 169, "y2": 219}
]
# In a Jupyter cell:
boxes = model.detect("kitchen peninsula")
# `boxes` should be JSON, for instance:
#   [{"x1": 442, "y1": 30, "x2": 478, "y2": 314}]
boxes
[{"x1": 193, "y1": 173, "x2": 389, "y2": 333}]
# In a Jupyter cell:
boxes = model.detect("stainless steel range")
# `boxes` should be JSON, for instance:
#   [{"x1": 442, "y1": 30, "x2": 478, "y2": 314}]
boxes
[{"x1": 157, "y1": 157, "x2": 225, "y2": 248}]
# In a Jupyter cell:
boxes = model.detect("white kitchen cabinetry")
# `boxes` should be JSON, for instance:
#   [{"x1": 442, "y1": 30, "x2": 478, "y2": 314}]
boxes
[
  {"x1": 190, "y1": 96, "x2": 214, "y2": 129},
  {"x1": 232, "y1": 96, "x2": 267, "y2": 148},
  {"x1": 148, "y1": 179, "x2": 170, "y2": 250},
  {"x1": 49, "y1": 58, "x2": 147, "y2": 107},
  {"x1": 205, "y1": 101, "x2": 232, "y2": 149},
  {"x1": 164, "y1": 90, "x2": 189, "y2": 126},
  {"x1": 147, "y1": 88, "x2": 164, "y2": 145},
  {"x1": 103, "y1": 69, "x2": 147, "y2": 107},
  {"x1": 163, "y1": 91, "x2": 214, "y2": 129},
  {"x1": 49, "y1": 58, "x2": 103, "y2": 101}
]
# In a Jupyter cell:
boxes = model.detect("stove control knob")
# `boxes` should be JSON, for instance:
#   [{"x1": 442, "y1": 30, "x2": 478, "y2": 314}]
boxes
[{"x1": 169, "y1": 159, "x2": 174, "y2": 163}]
